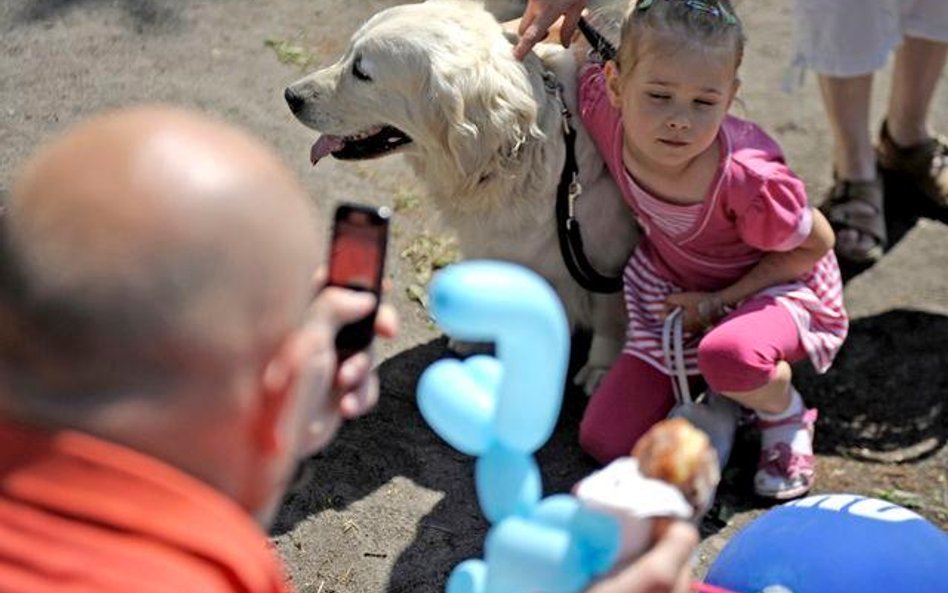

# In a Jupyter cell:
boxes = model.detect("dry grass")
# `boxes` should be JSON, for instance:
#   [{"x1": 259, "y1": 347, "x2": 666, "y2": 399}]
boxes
[
  {"x1": 399, "y1": 233, "x2": 461, "y2": 310},
  {"x1": 264, "y1": 38, "x2": 319, "y2": 69}
]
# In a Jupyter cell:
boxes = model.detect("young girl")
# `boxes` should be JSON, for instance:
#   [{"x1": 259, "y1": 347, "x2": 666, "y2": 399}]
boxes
[{"x1": 576, "y1": 0, "x2": 848, "y2": 499}]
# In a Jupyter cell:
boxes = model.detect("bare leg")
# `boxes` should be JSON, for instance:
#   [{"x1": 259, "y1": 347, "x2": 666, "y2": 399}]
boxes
[
  {"x1": 819, "y1": 74, "x2": 876, "y2": 181},
  {"x1": 718, "y1": 360, "x2": 792, "y2": 415},
  {"x1": 818, "y1": 74, "x2": 882, "y2": 260},
  {"x1": 886, "y1": 36, "x2": 948, "y2": 146},
  {"x1": 720, "y1": 361, "x2": 816, "y2": 499}
]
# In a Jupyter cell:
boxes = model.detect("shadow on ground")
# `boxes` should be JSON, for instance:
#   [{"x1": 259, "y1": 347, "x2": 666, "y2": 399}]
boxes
[
  {"x1": 273, "y1": 302, "x2": 946, "y2": 591},
  {"x1": 799, "y1": 309, "x2": 947, "y2": 461},
  {"x1": 12, "y1": 0, "x2": 182, "y2": 32},
  {"x1": 271, "y1": 336, "x2": 599, "y2": 592}
]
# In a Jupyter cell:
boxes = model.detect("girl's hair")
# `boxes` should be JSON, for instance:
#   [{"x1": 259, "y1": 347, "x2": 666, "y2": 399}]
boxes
[{"x1": 616, "y1": 0, "x2": 745, "y2": 73}]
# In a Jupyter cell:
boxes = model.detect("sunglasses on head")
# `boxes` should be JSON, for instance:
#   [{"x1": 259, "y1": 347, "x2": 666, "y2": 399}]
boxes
[{"x1": 635, "y1": 0, "x2": 738, "y2": 26}]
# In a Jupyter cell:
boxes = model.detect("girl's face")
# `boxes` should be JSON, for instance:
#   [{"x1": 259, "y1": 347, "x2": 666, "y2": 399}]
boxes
[{"x1": 605, "y1": 36, "x2": 740, "y2": 175}]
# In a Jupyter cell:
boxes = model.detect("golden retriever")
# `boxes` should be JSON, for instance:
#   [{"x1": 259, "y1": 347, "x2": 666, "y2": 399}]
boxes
[{"x1": 285, "y1": 0, "x2": 638, "y2": 391}]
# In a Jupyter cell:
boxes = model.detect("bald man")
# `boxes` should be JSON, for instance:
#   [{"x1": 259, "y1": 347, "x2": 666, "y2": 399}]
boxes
[
  {"x1": 0, "y1": 106, "x2": 697, "y2": 593},
  {"x1": 0, "y1": 106, "x2": 397, "y2": 593}
]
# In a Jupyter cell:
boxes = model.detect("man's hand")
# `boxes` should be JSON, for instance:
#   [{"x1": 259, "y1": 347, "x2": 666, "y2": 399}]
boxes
[
  {"x1": 309, "y1": 269, "x2": 398, "y2": 420},
  {"x1": 332, "y1": 295, "x2": 397, "y2": 419},
  {"x1": 585, "y1": 520, "x2": 698, "y2": 593},
  {"x1": 285, "y1": 277, "x2": 398, "y2": 458},
  {"x1": 514, "y1": 0, "x2": 587, "y2": 60}
]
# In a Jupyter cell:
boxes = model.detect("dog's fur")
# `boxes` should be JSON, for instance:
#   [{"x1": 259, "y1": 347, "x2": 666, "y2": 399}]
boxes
[{"x1": 286, "y1": 0, "x2": 638, "y2": 390}]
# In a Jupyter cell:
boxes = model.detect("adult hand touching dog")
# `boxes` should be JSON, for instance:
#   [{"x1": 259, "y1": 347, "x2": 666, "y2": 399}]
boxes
[{"x1": 514, "y1": 0, "x2": 587, "y2": 60}]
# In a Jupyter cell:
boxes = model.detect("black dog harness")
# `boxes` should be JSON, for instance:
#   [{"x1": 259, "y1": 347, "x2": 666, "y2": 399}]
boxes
[{"x1": 547, "y1": 18, "x2": 622, "y2": 294}]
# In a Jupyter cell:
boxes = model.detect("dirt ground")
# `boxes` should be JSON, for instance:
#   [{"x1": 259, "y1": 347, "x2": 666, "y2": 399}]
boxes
[{"x1": 1, "y1": 1, "x2": 946, "y2": 591}]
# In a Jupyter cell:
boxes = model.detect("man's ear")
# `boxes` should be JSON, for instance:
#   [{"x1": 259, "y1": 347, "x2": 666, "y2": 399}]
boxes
[
  {"x1": 603, "y1": 60, "x2": 623, "y2": 109},
  {"x1": 258, "y1": 328, "x2": 343, "y2": 459},
  {"x1": 252, "y1": 341, "x2": 297, "y2": 456}
]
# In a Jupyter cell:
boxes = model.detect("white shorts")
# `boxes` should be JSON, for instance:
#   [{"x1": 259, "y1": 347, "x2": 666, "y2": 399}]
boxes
[{"x1": 792, "y1": 0, "x2": 948, "y2": 77}]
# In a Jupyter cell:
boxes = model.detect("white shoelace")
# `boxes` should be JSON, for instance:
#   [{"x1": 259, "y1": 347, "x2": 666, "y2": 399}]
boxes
[
  {"x1": 661, "y1": 307, "x2": 693, "y2": 406},
  {"x1": 661, "y1": 307, "x2": 741, "y2": 473}
]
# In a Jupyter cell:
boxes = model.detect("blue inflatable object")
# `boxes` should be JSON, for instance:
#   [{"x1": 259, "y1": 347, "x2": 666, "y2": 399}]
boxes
[
  {"x1": 419, "y1": 260, "x2": 570, "y2": 453},
  {"x1": 705, "y1": 493, "x2": 948, "y2": 592},
  {"x1": 417, "y1": 261, "x2": 621, "y2": 593}
]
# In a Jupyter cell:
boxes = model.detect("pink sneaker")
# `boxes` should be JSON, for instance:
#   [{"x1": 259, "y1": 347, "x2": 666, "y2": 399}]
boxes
[{"x1": 754, "y1": 408, "x2": 818, "y2": 500}]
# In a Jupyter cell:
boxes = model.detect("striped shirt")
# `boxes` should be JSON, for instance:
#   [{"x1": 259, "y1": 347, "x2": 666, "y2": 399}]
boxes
[{"x1": 625, "y1": 169, "x2": 704, "y2": 236}]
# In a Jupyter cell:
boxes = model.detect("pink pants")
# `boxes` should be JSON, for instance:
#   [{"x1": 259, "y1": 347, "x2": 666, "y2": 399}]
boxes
[{"x1": 579, "y1": 297, "x2": 807, "y2": 464}]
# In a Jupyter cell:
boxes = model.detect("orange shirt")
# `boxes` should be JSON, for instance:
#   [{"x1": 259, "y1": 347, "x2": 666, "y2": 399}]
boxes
[{"x1": 0, "y1": 418, "x2": 292, "y2": 593}]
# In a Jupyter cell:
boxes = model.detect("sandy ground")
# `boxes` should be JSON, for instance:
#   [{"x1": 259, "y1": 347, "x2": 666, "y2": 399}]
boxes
[{"x1": 1, "y1": 1, "x2": 946, "y2": 592}]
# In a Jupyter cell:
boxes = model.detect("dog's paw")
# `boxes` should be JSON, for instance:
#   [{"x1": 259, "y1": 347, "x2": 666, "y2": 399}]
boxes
[{"x1": 573, "y1": 362, "x2": 609, "y2": 396}]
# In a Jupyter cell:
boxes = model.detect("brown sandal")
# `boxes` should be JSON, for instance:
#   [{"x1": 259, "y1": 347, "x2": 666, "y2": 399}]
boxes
[
  {"x1": 819, "y1": 177, "x2": 886, "y2": 264},
  {"x1": 877, "y1": 120, "x2": 948, "y2": 208}
]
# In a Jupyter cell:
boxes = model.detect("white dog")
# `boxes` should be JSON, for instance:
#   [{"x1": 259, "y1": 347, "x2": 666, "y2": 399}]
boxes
[{"x1": 285, "y1": 0, "x2": 638, "y2": 391}]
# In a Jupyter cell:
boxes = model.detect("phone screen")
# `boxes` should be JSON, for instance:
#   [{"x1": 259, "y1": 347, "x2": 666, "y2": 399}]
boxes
[
  {"x1": 328, "y1": 210, "x2": 386, "y2": 293},
  {"x1": 328, "y1": 203, "x2": 390, "y2": 357}
]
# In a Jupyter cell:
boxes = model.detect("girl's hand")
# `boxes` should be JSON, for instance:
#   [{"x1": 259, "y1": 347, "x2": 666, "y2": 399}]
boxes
[{"x1": 663, "y1": 292, "x2": 725, "y2": 333}]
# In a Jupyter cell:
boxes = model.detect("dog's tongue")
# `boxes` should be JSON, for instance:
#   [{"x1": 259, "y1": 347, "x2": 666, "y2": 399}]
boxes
[{"x1": 310, "y1": 135, "x2": 345, "y2": 165}]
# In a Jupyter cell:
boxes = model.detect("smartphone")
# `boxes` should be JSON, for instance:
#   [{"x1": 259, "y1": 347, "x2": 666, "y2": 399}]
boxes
[{"x1": 327, "y1": 202, "x2": 391, "y2": 358}]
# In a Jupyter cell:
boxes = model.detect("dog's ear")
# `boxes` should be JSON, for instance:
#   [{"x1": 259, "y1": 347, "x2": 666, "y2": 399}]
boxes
[{"x1": 428, "y1": 39, "x2": 545, "y2": 190}]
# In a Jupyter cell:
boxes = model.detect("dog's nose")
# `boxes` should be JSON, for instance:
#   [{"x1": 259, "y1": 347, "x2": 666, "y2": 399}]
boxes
[{"x1": 284, "y1": 87, "x2": 305, "y2": 114}]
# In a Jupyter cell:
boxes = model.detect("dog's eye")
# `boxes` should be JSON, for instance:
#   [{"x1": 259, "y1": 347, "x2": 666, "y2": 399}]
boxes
[{"x1": 352, "y1": 55, "x2": 372, "y2": 82}]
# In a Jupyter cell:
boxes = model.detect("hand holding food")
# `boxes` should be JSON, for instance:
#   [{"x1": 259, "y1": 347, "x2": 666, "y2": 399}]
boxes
[
  {"x1": 574, "y1": 418, "x2": 720, "y2": 562},
  {"x1": 632, "y1": 417, "x2": 721, "y2": 517}
]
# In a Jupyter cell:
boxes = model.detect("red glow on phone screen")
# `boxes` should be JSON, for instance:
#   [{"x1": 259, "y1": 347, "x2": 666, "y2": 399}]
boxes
[{"x1": 329, "y1": 218, "x2": 383, "y2": 291}]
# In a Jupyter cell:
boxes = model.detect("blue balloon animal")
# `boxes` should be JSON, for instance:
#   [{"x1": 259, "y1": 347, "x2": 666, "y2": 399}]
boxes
[{"x1": 417, "y1": 261, "x2": 621, "y2": 593}]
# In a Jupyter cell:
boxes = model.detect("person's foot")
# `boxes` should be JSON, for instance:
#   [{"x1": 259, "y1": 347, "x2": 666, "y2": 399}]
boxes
[
  {"x1": 819, "y1": 176, "x2": 886, "y2": 264},
  {"x1": 877, "y1": 120, "x2": 948, "y2": 208},
  {"x1": 753, "y1": 387, "x2": 817, "y2": 500}
]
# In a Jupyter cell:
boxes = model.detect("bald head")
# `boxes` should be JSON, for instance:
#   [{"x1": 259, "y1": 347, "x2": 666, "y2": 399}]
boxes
[{"x1": 1, "y1": 106, "x2": 321, "y2": 418}]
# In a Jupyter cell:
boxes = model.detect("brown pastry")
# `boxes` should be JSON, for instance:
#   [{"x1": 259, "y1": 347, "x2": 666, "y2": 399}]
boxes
[{"x1": 632, "y1": 417, "x2": 721, "y2": 517}]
